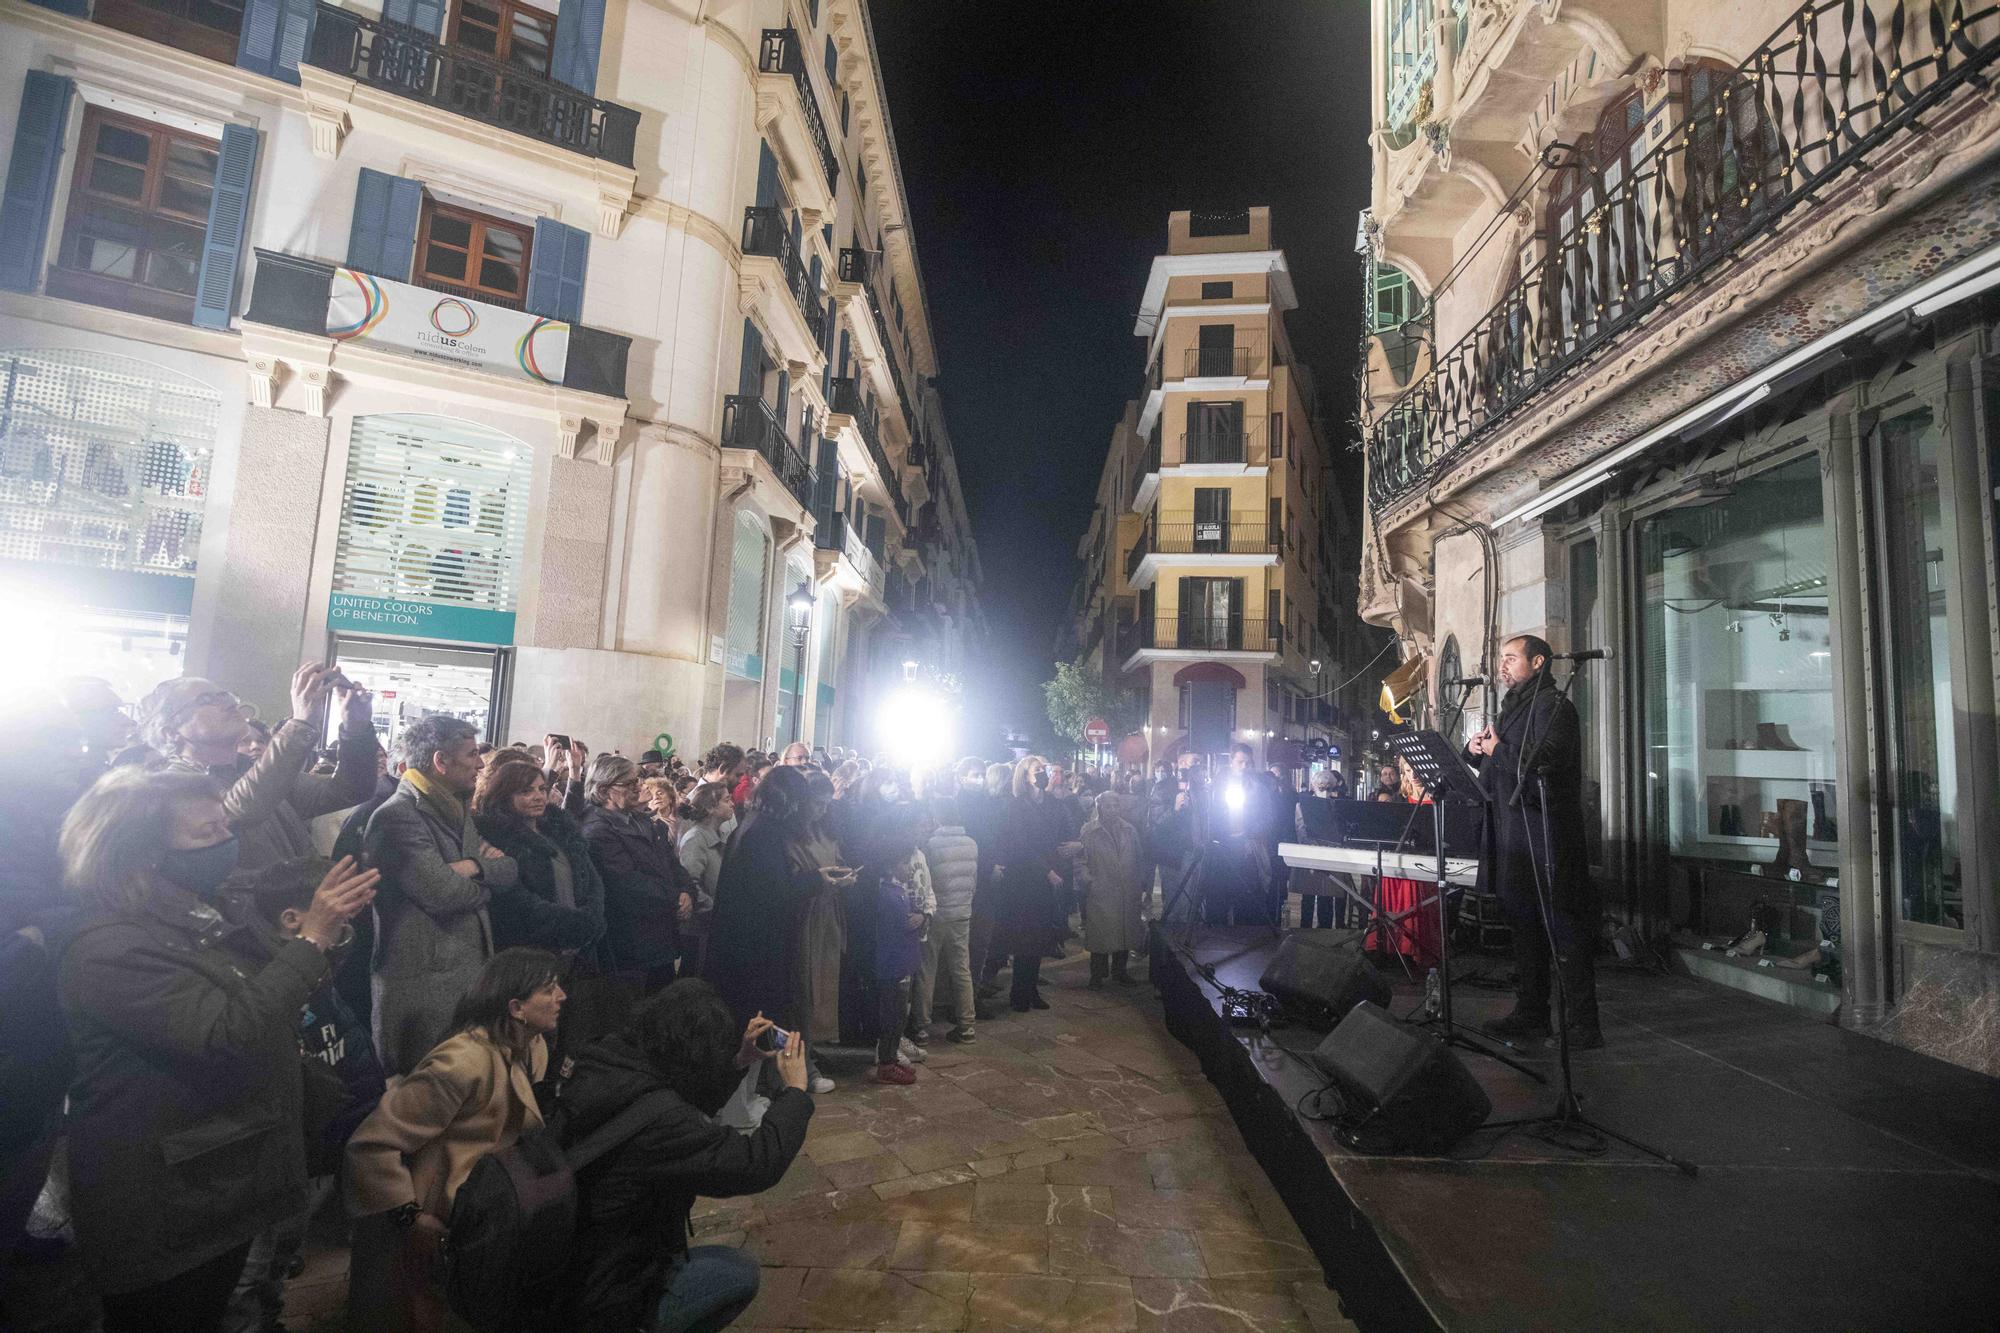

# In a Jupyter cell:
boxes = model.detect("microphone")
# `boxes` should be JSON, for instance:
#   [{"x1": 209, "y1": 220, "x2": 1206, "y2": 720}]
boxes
[
  {"x1": 1442, "y1": 675, "x2": 1488, "y2": 688},
  {"x1": 1558, "y1": 648, "x2": 1613, "y2": 662}
]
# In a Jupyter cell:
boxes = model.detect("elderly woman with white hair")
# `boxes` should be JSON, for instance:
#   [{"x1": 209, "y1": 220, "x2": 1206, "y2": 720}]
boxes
[
  {"x1": 136, "y1": 663, "x2": 381, "y2": 872},
  {"x1": 1078, "y1": 791, "x2": 1145, "y2": 988},
  {"x1": 55, "y1": 766, "x2": 377, "y2": 1331}
]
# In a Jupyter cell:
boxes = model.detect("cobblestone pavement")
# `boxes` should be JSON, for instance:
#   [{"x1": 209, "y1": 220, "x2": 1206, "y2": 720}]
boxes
[{"x1": 288, "y1": 948, "x2": 1358, "y2": 1332}]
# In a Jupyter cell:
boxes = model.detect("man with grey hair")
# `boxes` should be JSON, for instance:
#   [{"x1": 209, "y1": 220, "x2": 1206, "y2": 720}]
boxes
[
  {"x1": 365, "y1": 714, "x2": 516, "y2": 1074},
  {"x1": 580, "y1": 751, "x2": 691, "y2": 992}
]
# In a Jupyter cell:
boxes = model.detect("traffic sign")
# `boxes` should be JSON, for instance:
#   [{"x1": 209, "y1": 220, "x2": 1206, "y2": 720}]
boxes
[{"x1": 1082, "y1": 717, "x2": 1110, "y2": 744}]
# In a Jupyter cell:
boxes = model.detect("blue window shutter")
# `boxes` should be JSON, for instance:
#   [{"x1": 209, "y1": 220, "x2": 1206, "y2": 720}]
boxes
[
  {"x1": 814, "y1": 438, "x2": 838, "y2": 518},
  {"x1": 774, "y1": 368, "x2": 790, "y2": 420},
  {"x1": 738, "y1": 319, "x2": 763, "y2": 401},
  {"x1": 840, "y1": 91, "x2": 849, "y2": 136},
  {"x1": 823, "y1": 36, "x2": 837, "y2": 84},
  {"x1": 0, "y1": 72, "x2": 71, "y2": 294},
  {"x1": 383, "y1": 0, "x2": 445, "y2": 37},
  {"x1": 525, "y1": 218, "x2": 589, "y2": 323},
  {"x1": 755, "y1": 141, "x2": 780, "y2": 209},
  {"x1": 808, "y1": 0, "x2": 818, "y2": 24},
  {"x1": 346, "y1": 168, "x2": 422, "y2": 278},
  {"x1": 237, "y1": 0, "x2": 317, "y2": 84},
  {"x1": 191, "y1": 123, "x2": 259, "y2": 330},
  {"x1": 837, "y1": 329, "x2": 849, "y2": 378},
  {"x1": 549, "y1": 0, "x2": 606, "y2": 94}
]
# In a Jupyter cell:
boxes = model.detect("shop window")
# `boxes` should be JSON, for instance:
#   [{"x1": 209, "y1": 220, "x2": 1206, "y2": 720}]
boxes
[
  {"x1": 449, "y1": 0, "x2": 556, "y2": 75},
  {"x1": 51, "y1": 109, "x2": 218, "y2": 322},
  {"x1": 332, "y1": 415, "x2": 531, "y2": 645},
  {"x1": 416, "y1": 199, "x2": 532, "y2": 310},
  {"x1": 95, "y1": 0, "x2": 246, "y2": 64},
  {"x1": 1636, "y1": 453, "x2": 1836, "y2": 949},
  {"x1": 1570, "y1": 538, "x2": 1604, "y2": 870}
]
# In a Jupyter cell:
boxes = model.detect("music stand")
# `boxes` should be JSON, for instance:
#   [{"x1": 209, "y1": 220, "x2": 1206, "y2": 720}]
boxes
[{"x1": 1384, "y1": 729, "x2": 1545, "y2": 1083}]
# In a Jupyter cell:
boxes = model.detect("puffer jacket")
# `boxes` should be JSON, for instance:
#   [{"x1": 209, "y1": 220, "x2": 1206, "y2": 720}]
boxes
[
  {"x1": 56, "y1": 887, "x2": 325, "y2": 1294},
  {"x1": 923, "y1": 826, "x2": 978, "y2": 921},
  {"x1": 552, "y1": 1033, "x2": 811, "y2": 1329}
]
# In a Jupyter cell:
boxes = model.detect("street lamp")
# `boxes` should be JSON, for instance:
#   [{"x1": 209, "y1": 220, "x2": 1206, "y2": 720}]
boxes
[{"x1": 786, "y1": 581, "x2": 813, "y2": 744}]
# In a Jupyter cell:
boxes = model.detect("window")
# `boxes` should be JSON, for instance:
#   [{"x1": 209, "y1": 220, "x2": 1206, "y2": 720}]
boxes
[
  {"x1": 95, "y1": 0, "x2": 245, "y2": 63},
  {"x1": 449, "y1": 0, "x2": 556, "y2": 75},
  {"x1": 52, "y1": 110, "x2": 218, "y2": 322},
  {"x1": 1545, "y1": 87, "x2": 1652, "y2": 350},
  {"x1": 1268, "y1": 498, "x2": 1282, "y2": 548},
  {"x1": 416, "y1": 199, "x2": 532, "y2": 309},
  {"x1": 840, "y1": 91, "x2": 850, "y2": 136},
  {"x1": 1201, "y1": 280, "x2": 1233, "y2": 299},
  {"x1": 1270, "y1": 412, "x2": 1284, "y2": 459}
]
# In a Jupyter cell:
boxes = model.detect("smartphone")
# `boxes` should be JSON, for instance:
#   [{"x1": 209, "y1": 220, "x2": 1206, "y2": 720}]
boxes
[
  {"x1": 757, "y1": 1025, "x2": 791, "y2": 1052},
  {"x1": 548, "y1": 734, "x2": 571, "y2": 750}
]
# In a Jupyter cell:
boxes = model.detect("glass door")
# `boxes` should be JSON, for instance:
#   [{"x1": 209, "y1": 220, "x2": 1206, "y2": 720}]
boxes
[{"x1": 1193, "y1": 488, "x2": 1228, "y2": 552}]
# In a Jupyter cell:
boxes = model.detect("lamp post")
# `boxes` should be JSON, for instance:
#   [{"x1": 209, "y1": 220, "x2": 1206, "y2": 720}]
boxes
[{"x1": 786, "y1": 580, "x2": 813, "y2": 744}]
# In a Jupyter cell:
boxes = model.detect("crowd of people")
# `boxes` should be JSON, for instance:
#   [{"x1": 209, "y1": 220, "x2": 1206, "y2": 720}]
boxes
[{"x1": 0, "y1": 657, "x2": 1406, "y2": 1333}]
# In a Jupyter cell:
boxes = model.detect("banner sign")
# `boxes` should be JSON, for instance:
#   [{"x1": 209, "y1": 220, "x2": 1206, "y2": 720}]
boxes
[
  {"x1": 326, "y1": 268, "x2": 570, "y2": 385},
  {"x1": 328, "y1": 592, "x2": 515, "y2": 646}
]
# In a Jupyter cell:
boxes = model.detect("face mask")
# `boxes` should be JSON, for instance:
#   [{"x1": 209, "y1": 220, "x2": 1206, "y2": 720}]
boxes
[
  {"x1": 720, "y1": 816, "x2": 738, "y2": 837},
  {"x1": 1032, "y1": 771, "x2": 1049, "y2": 791},
  {"x1": 157, "y1": 835, "x2": 240, "y2": 897}
]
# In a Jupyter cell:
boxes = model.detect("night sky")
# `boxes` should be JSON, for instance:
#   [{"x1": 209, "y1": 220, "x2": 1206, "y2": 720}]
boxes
[{"x1": 869, "y1": 2, "x2": 1375, "y2": 745}]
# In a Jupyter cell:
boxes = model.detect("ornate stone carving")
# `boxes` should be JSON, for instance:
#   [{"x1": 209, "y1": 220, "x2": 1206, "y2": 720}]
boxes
[
  {"x1": 245, "y1": 355, "x2": 280, "y2": 409},
  {"x1": 293, "y1": 364, "x2": 334, "y2": 417}
]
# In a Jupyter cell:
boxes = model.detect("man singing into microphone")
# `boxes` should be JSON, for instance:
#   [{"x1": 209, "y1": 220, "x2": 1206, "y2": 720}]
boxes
[{"x1": 1465, "y1": 635, "x2": 1603, "y2": 1049}]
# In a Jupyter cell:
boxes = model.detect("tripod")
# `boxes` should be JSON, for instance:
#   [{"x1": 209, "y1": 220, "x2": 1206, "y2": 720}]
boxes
[
  {"x1": 1483, "y1": 664, "x2": 1697, "y2": 1176},
  {"x1": 1383, "y1": 729, "x2": 1545, "y2": 1085}
]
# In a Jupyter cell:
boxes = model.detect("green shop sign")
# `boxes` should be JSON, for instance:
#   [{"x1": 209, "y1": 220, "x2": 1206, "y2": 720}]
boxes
[{"x1": 328, "y1": 593, "x2": 515, "y2": 646}]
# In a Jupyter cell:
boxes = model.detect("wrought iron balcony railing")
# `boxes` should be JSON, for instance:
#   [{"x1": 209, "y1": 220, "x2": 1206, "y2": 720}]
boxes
[
  {"x1": 1179, "y1": 429, "x2": 1247, "y2": 466},
  {"x1": 837, "y1": 246, "x2": 874, "y2": 286},
  {"x1": 758, "y1": 27, "x2": 840, "y2": 191},
  {"x1": 1125, "y1": 616, "x2": 1278, "y2": 655},
  {"x1": 742, "y1": 206, "x2": 826, "y2": 344},
  {"x1": 307, "y1": 5, "x2": 639, "y2": 167},
  {"x1": 1146, "y1": 511, "x2": 1279, "y2": 557},
  {"x1": 1182, "y1": 345, "x2": 1260, "y2": 379},
  {"x1": 1124, "y1": 530, "x2": 1148, "y2": 580},
  {"x1": 1366, "y1": 0, "x2": 2000, "y2": 517},
  {"x1": 721, "y1": 394, "x2": 815, "y2": 508},
  {"x1": 827, "y1": 376, "x2": 906, "y2": 516},
  {"x1": 815, "y1": 510, "x2": 883, "y2": 595}
]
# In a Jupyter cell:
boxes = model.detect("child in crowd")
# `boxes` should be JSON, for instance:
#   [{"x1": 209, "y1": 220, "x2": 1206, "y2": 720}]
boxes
[{"x1": 866, "y1": 811, "x2": 934, "y2": 1084}]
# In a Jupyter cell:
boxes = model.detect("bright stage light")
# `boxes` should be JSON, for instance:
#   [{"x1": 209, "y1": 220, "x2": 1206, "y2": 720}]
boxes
[
  {"x1": 0, "y1": 583, "x2": 67, "y2": 696},
  {"x1": 879, "y1": 685, "x2": 955, "y2": 770},
  {"x1": 1223, "y1": 781, "x2": 1246, "y2": 812}
]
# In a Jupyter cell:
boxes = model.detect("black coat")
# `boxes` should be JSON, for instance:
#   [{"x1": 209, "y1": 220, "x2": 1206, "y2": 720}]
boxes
[
  {"x1": 1469, "y1": 672, "x2": 1593, "y2": 914},
  {"x1": 703, "y1": 812, "x2": 820, "y2": 1028},
  {"x1": 579, "y1": 806, "x2": 687, "y2": 972},
  {"x1": 993, "y1": 793, "x2": 1067, "y2": 951},
  {"x1": 553, "y1": 1033, "x2": 812, "y2": 1330},
  {"x1": 474, "y1": 806, "x2": 607, "y2": 959}
]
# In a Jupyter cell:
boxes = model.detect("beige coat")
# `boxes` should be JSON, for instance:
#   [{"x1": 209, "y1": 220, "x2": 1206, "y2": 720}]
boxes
[
  {"x1": 344, "y1": 1027, "x2": 547, "y2": 1222},
  {"x1": 1080, "y1": 795, "x2": 1145, "y2": 955}
]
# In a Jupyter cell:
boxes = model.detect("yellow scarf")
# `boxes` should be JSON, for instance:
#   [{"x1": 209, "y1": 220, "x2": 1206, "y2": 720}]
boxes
[{"x1": 405, "y1": 767, "x2": 467, "y2": 829}]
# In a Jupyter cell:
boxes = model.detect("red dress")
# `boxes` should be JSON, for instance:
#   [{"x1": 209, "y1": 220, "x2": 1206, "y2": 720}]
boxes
[{"x1": 1366, "y1": 799, "x2": 1443, "y2": 968}]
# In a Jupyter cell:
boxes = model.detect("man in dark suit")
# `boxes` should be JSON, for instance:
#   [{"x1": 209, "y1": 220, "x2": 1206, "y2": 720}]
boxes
[{"x1": 1466, "y1": 634, "x2": 1602, "y2": 1048}]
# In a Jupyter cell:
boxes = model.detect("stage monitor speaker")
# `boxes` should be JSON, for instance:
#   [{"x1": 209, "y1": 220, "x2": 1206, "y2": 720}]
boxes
[
  {"x1": 1257, "y1": 932, "x2": 1390, "y2": 1031},
  {"x1": 1310, "y1": 1003, "x2": 1492, "y2": 1153}
]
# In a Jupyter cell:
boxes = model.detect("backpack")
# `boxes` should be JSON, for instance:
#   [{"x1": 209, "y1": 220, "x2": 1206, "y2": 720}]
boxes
[{"x1": 441, "y1": 1088, "x2": 677, "y2": 1332}]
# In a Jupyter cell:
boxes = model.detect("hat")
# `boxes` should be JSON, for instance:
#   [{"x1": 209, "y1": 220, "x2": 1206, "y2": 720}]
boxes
[{"x1": 641, "y1": 749, "x2": 665, "y2": 764}]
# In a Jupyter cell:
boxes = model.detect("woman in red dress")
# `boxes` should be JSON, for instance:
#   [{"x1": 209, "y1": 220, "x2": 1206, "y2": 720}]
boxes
[{"x1": 1366, "y1": 759, "x2": 1443, "y2": 970}]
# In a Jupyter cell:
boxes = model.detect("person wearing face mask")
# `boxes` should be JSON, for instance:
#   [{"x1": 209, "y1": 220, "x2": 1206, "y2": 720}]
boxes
[
  {"x1": 582, "y1": 753, "x2": 694, "y2": 995},
  {"x1": 53, "y1": 767, "x2": 378, "y2": 1333},
  {"x1": 139, "y1": 664, "x2": 382, "y2": 874},
  {"x1": 367, "y1": 716, "x2": 519, "y2": 1077},
  {"x1": 344, "y1": 948, "x2": 564, "y2": 1333}
]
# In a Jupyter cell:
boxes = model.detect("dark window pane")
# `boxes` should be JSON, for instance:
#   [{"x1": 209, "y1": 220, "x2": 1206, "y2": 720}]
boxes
[
  {"x1": 509, "y1": 11, "x2": 553, "y2": 71},
  {"x1": 157, "y1": 173, "x2": 215, "y2": 219},
  {"x1": 95, "y1": 123, "x2": 151, "y2": 165},
  {"x1": 429, "y1": 214, "x2": 473, "y2": 248},
  {"x1": 478, "y1": 258, "x2": 520, "y2": 292},
  {"x1": 89, "y1": 159, "x2": 147, "y2": 202},
  {"x1": 482, "y1": 228, "x2": 523, "y2": 263},
  {"x1": 425, "y1": 246, "x2": 468, "y2": 280}
]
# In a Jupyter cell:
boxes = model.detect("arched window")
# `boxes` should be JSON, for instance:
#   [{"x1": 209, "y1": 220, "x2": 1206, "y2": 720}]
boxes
[
  {"x1": 1680, "y1": 58, "x2": 1782, "y2": 263},
  {"x1": 1383, "y1": 0, "x2": 1435, "y2": 138}
]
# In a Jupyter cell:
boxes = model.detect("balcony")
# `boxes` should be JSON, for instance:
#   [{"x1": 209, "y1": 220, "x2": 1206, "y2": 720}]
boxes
[
  {"x1": 721, "y1": 394, "x2": 815, "y2": 510},
  {"x1": 757, "y1": 27, "x2": 839, "y2": 198},
  {"x1": 1122, "y1": 616, "x2": 1279, "y2": 667},
  {"x1": 813, "y1": 510, "x2": 884, "y2": 601},
  {"x1": 1125, "y1": 510, "x2": 1279, "y2": 590},
  {"x1": 1181, "y1": 345, "x2": 1264, "y2": 380},
  {"x1": 306, "y1": 6, "x2": 638, "y2": 168},
  {"x1": 1179, "y1": 429, "x2": 1248, "y2": 467},
  {"x1": 827, "y1": 376, "x2": 905, "y2": 516},
  {"x1": 243, "y1": 249, "x2": 629, "y2": 399},
  {"x1": 741, "y1": 206, "x2": 826, "y2": 345},
  {"x1": 1364, "y1": 0, "x2": 2000, "y2": 520}
]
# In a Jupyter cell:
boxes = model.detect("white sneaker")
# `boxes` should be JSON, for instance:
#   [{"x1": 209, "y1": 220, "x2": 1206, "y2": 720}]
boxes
[
  {"x1": 898, "y1": 1037, "x2": 928, "y2": 1065},
  {"x1": 809, "y1": 1074, "x2": 835, "y2": 1094}
]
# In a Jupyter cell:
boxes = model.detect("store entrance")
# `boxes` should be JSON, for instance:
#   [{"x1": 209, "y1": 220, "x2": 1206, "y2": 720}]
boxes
[{"x1": 327, "y1": 635, "x2": 510, "y2": 752}]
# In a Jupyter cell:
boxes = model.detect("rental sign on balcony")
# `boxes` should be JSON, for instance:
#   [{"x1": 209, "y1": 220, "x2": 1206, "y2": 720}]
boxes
[{"x1": 326, "y1": 268, "x2": 570, "y2": 385}]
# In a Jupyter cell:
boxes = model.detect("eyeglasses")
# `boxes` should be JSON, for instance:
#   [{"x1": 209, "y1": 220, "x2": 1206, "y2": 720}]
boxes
[{"x1": 610, "y1": 779, "x2": 640, "y2": 790}]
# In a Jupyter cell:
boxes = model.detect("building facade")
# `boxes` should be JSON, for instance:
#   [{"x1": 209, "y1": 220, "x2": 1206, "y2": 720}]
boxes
[
  {"x1": 0, "y1": 0, "x2": 981, "y2": 758},
  {"x1": 1357, "y1": 0, "x2": 2000, "y2": 1072},
  {"x1": 1068, "y1": 207, "x2": 1381, "y2": 781}
]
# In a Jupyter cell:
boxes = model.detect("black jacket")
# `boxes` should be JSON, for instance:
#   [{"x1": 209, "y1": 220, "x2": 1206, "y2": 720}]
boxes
[
  {"x1": 473, "y1": 806, "x2": 607, "y2": 960},
  {"x1": 579, "y1": 806, "x2": 687, "y2": 972},
  {"x1": 553, "y1": 1034, "x2": 812, "y2": 1329},
  {"x1": 1468, "y1": 671, "x2": 1592, "y2": 913},
  {"x1": 703, "y1": 812, "x2": 818, "y2": 1027}
]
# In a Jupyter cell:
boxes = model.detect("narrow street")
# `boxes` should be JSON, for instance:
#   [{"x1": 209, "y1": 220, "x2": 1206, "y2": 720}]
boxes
[{"x1": 711, "y1": 952, "x2": 1354, "y2": 1333}]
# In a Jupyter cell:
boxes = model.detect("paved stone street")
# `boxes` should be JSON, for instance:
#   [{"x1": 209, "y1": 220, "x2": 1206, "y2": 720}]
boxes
[{"x1": 283, "y1": 948, "x2": 1356, "y2": 1332}]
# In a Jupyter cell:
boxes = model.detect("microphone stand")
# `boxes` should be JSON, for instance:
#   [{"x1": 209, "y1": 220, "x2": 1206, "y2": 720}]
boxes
[{"x1": 1486, "y1": 662, "x2": 1698, "y2": 1177}]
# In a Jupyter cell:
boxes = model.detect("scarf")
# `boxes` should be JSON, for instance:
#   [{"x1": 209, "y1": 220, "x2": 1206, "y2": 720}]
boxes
[{"x1": 405, "y1": 767, "x2": 467, "y2": 830}]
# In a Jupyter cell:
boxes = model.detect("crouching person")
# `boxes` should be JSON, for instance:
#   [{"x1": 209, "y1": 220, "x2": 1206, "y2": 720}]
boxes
[
  {"x1": 343, "y1": 948, "x2": 564, "y2": 1333},
  {"x1": 553, "y1": 978, "x2": 813, "y2": 1332}
]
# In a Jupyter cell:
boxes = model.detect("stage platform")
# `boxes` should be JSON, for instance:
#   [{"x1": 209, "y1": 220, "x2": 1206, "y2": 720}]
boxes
[{"x1": 1150, "y1": 924, "x2": 2000, "y2": 1332}]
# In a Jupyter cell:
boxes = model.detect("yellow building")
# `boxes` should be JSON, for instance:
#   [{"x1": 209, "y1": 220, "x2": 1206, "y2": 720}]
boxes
[{"x1": 1071, "y1": 208, "x2": 1377, "y2": 778}]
